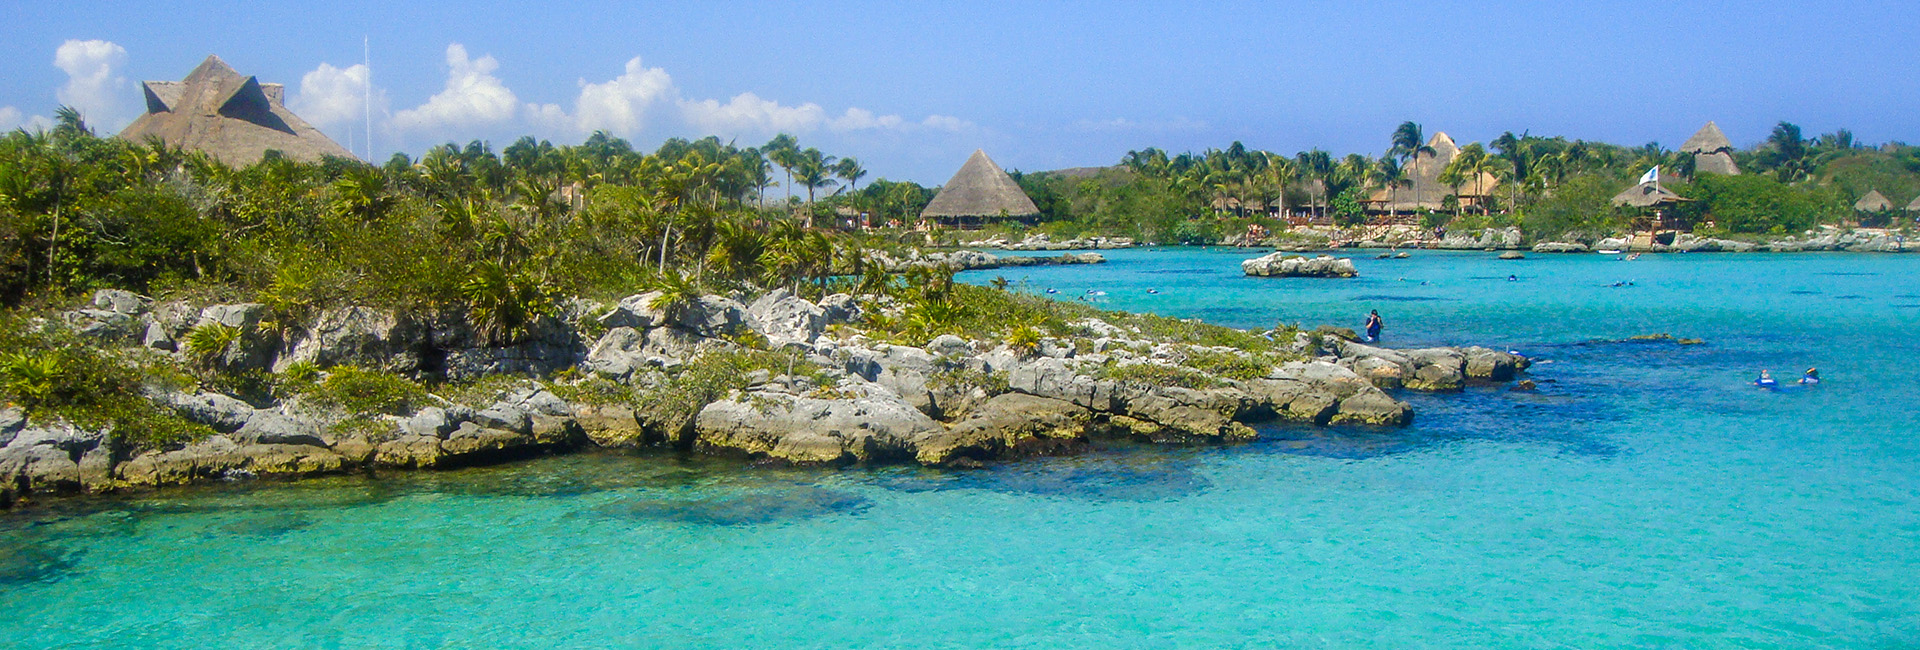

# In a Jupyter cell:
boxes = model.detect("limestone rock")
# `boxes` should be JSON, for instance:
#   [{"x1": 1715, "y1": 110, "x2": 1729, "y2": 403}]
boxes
[
  {"x1": 1330, "y1": 389, "x2": 1413, "y2": 426},
  {"x1": 116, "y1": 438, "x2": 345, "y2": 487},
  {"x1": 670, "y1": 295, "x2": 747, "y2": 337},
  {"x1": 575, "y1": 404, "x2": 644, "y2": 447},
  {"x1": 914, "y1": 393, "x2": 1094, "y2": 466},
  {"x1": 1242, "y1": 253, "x2": 1359, "y2": 278},
  {"x1": 162, "y1": 391, "x2": 256, "y2": 433},
  {"x1": 232, "y1": 411, "x2": 327, "y2": 447},
  {"x1": 0, "y1": 423, "x2": 115, "y2": 495},
  {"x1": 926, "y1": 334, "x2": 973, "y2": 357},
  {"x1": 280, "y1": 306, "x2": 421, "y2": 372},
  {"x1": 745, "y1": 289, "x2": 825, "y2": 347},
  {"x1": 692, "y1": 385, "x2": 939, "y2": 465},
  {"x1": 600, "y1": 292, "x2": 668, "y2": 329}
]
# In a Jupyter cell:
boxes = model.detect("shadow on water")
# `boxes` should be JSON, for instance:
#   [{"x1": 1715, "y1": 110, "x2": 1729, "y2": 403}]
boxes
[
  {"x1": 0, "y1": 536, "x2": 78, "y2": 586},
  {"x1": 1349, "y1": 295, "x2": 1454, "y2": 302},
  {"x1": 584, "y1": 485, "x2": 872, "y2": 526},
  {"x1": 863, "y1": 448, "x2": 1215, "y2": 503}
]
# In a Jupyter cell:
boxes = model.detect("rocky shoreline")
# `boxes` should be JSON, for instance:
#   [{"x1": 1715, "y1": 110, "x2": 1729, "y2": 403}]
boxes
[
  {"x1": 1253, "y1": 226, "x2": 1914, "y2": 254},
  {"x1": 1, "y1": 288, "x2": 1528, "y2": 509}
]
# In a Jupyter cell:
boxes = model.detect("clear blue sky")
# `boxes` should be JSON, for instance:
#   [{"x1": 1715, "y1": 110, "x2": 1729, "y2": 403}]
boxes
[{"x1": 4, "y1": 1, "x2": 1916, "y2": 184}]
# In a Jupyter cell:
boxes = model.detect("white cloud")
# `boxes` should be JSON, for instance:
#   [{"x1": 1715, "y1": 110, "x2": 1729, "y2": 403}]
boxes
[
  {"x1": 530, "y1": 56, "x2": 951, "y2": 140},
  {"x1": 1067, "y1": 117, "x2": 1209, "y2": 133},
  {"x1": 830, "y1": 108, "x2": 903, "y2": 132},
  {"x1": 393, "y1": 44, "x2": 518, "y2": 132},
  {"x1": 679, "y1": 92, "x2": 828, "y2": 136},
  {"x1": 53, "y1": 39, "x2": 131, "y2": 130},
  {"x1": 574, "y1": 57, "x2": 677, "y2": 135},
  {"x1": 290, "y1": 62, "x2": 387, "y2": 129},
  {"x1": 921, "y1": 115, "x2": 973, "y2": 132}
]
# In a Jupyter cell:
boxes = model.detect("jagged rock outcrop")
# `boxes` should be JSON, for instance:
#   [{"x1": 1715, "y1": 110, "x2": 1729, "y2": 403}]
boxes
[
  {"x1": 692, "y1": 383, "x2": 940, "y2": 464},
  {"x1": 1242, "y1": 253, "x2": 1358, "y2": 278},
  {"x1": 914, "y1": 393, "x2": 1096, "y2": 466},
  {"x1": 9, "y1": 285, "x2": 1533, "y2": 507}
]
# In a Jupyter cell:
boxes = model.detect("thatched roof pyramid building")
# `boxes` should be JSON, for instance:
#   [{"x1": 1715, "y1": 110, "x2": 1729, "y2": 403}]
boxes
[
  {"x1": 118, "y1": 55, "x2": 354, "y2": 166},
  {"x1": 1907, "y1": 195, "x2": 1920, "y2": 212},
  {"x1": 1366, "y1": 132, "x2": 1499, "y2": 212},
  {"x1": 1854, "y1": 189, "x2": 1893, "y2": 212},
  {"x1": 1680, "y1": 122, "x2": 1741, "y2": 176},
  {"x1": 920, "y1": 150, "x2": 1039, "y2": 224}
]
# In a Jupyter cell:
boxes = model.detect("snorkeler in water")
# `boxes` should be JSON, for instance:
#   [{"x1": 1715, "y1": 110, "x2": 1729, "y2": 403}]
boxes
[
  {"x1": 1754, "y1": 370, "x2": 1777, "y2": 388},
  {"x1": 1799, "y1": 368, "x2": 1820, "y2": 385}
]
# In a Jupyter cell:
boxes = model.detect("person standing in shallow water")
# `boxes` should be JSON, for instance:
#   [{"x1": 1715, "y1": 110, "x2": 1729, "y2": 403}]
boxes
[{"x1": 1364, "y1": 310, "x2": 1383, "y2": 343}]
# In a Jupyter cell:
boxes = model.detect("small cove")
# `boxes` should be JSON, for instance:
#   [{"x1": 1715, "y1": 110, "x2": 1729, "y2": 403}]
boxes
[{"x1": 4, "y1": 248, "x2": 1919, "y2": 649}]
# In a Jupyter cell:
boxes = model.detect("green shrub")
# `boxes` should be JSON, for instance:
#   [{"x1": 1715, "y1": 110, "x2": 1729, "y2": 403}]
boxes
[
  {"x1": 632, "y1": 348, "x2": 813, "y2": 440},
  {"x1": 308, "y1": 366, "x2": 423, "y2": 415},
  {"x1": 0, "y1": 323, "x2": 210, "y2": 449},
  {"x1": 1097, "y1": 362, "x2": 1223, "y2": 390},
  {"x1": 1181, "y1": 348, "x2": 1284, "y2": 381},
  {"x1": 183, "y1": 322, "x2": 241, "y2": 367}
]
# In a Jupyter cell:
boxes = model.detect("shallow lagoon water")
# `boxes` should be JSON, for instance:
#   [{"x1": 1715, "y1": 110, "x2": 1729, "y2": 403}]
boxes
[{"x1": 4, "y1": 249, "x2": 1919, "y2": 648}]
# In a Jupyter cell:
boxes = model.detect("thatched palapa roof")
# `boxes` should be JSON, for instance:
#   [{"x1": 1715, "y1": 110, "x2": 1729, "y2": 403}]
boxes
[
  {"x1": 118, "y1": 55, "x2": 354, "y2": 166},
  {"x1": 1611, "y1": 181, "x2": 1690, "y2": 208},
  {"x1": 921, "y1": 150, "x2": 1039, "y2": 219},
  {"x1": 1365, "y1": 132, "x2": 1501, "y2": 209},
  {"x1": 1681, "y1": 122, "x2": 1741, "y2": 175},
  {"x1": 1907, "y1": 195, "x2": 1920, "y2": 212},
  {"x1": 1681, "y1": 122, "x2": 1735, "y2": 154},
  {"x1": 1854, "y1": 190, "x2": 1893, "y2": 212}
]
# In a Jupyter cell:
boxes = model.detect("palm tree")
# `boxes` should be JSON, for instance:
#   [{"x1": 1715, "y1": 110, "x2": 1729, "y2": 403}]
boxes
[
  {"x1": 764, "y1": 133, "x2": 799, "y2": 209},
  {"x1": 793, "y1": 148, "x2": 838, "y2": 228},
  {"x1": 1370, "y1": 156, "x2": 1408, "y2": 222},
  {"x1": 834, "y1": 157, "x2": 867, "y2": 193},
  {"x1": 1296, "y1": 150, "x2": 1334, "y2": 219},
  {"x1": 1390, "y1": 121, "x2": 1435, "y2": 212}
]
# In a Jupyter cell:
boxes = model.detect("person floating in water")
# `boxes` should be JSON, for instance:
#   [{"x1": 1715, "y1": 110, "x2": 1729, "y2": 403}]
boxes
[
  {"x1": 1364, "y1": 310, "x2": 1383, "y2": 343},
  {"x1": 1798, "y1": 368, "x2": 1820, "y2": 385},
  {"x1": 1754, "y1": 370, "x2": 1777, "y2": 388},
  {"x1": 1507, "y1": 274, "x2": 1518, "y2": 282}
]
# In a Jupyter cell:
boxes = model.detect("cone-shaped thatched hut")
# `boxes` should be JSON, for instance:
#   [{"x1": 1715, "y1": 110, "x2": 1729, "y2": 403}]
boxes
[
  {"x1": 118, "y1": 55, "x2": 354, "y2": 166},
  {"x1": 1854, "y1": 190, "x2": 1893, "y2": 212},
  {"x1": 920, "y1": 150, "x2": 1040, "y2": 225},
  {"x1": 1611, "y1": 180, "x2": 1689, "y2": 208},
  {"x1": 1681, "y1": 122, "x2": 1741, "y2": 176},
  {"x1": 1907, "y1": 195, "x2": 1920, "y2": 212},
  {"x1": 1364, "y1": 132, "x2": 1499, "y2": 213}
]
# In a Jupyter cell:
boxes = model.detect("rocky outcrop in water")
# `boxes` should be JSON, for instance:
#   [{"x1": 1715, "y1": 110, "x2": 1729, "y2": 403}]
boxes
[
  {"x1": 1242, "y1": 253, "x2": 1358, "y2": 278},
  {"x1": 4, "y1": 287, "x2": 1531, "y2": 506},
  {"x1": 877, "y1": 249, "x2": 1107, "y2": 272},
  {"x1": 962, "y1": 233, "x2": 1137, "y2": 251}
]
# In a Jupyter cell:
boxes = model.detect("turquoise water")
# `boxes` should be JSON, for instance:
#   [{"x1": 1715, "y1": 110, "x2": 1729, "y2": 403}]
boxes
[{"x1": 5, "y1": 249, "x2": 1920, "y2": 648}]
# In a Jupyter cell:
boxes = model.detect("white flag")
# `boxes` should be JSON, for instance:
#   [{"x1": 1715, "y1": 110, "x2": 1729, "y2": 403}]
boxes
[{"x1": 1639, "y1": 166, "x2": 1659, "y2": 185}]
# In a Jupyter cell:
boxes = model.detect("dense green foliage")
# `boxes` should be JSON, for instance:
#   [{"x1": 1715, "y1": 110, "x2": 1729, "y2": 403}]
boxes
[
  {"x1": 0, "y1": 112, "x2": 884, "y2": 312},
  {"x1": 0, "y1": 316, "x2": 209, "y2": 448},
  {"x1": 980, "y1": 121, "x2": 1918, "y2": 242},
  {"x1": 302, "y1": 366, "x2": 425, "y2": 415}
]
